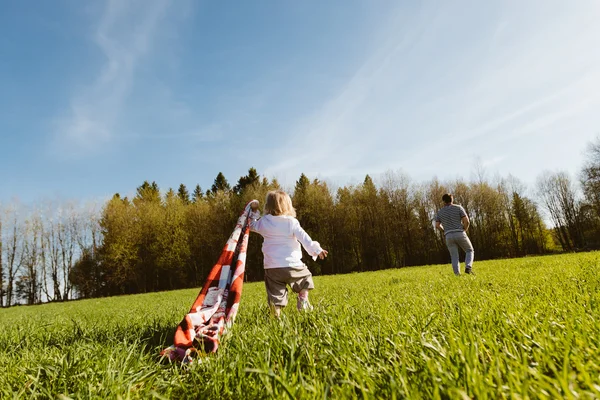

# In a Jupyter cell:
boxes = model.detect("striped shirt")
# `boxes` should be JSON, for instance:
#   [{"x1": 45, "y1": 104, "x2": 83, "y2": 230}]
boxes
[{"x1": 435, "y1": 204, "x2": 467, "y2": 235}]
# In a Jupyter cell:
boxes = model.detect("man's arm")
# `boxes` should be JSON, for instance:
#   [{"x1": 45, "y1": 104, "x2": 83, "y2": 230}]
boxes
[
  {"x1": 435, "y1": 221, "x2": 443, "y2": 232},
  {"x1": 461, "y1": 215, "x2": 470, "y2": 231}
]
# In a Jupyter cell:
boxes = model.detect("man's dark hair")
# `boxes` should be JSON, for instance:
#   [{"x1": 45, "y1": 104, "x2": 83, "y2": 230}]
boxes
[{"x1": 442, "y1": 193, "x2": 453, "y2": 204}]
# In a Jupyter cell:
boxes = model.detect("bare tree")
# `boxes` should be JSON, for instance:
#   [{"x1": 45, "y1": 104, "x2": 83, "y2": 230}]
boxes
[
  {"x1": 379, "y1": 170, "x2": 418, "y2": 267},
  {"x1": 2, "y1": 203, "x2": 26, "y2": 306},
  {"x1": 471, "y1": 157, "x2": 488, "y2": 186},
  {"x1": 57, "y1": 203, "x2": 80, "y2": 301},
  {"x1": 19, "y1": 212, "x2": 43, "y2": 305},
  {"x1": 76, "y1": 201, "x2": 102, "y2": 256},
  {"x1": 0, "y1": 204, "x2": 3, "y2": 307},
  {"x1": 537, "y1": 171, "x2": 584, "y2": 250},
  {"x1": 580, "y1": 135, "x2": 600, "y2": 218},
  {"x1": 45, "y1": 213, "x2": 63, "y2": 301}
]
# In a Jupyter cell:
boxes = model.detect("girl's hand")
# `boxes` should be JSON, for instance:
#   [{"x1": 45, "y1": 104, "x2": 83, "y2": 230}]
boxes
[
  {"x1": 250, "y1": 200, "x2": 259, "y2": 211},
  {"x1": 318, "y1": 249, "x2": 328, "y2": 260}
]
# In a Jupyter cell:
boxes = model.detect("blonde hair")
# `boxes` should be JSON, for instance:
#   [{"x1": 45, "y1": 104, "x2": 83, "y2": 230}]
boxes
[{"x1": 264, "y1": 190, "x2": 296, "y2": 217}]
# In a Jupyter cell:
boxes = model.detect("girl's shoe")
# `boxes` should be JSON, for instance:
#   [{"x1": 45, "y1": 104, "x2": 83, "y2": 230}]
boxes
[{"x1": 297, "y1": 297, "x2": 314, "y2": 311}]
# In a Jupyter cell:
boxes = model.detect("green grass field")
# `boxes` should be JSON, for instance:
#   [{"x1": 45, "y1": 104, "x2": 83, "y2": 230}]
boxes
[{"x1": 1, "y1": 252, "x2": 600, "y2": 399}]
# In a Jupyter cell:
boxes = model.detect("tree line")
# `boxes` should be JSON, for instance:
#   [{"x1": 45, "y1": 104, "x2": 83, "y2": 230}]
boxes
[{"x1": 2, "y1": 138, "x2": 600, "y2": 305}]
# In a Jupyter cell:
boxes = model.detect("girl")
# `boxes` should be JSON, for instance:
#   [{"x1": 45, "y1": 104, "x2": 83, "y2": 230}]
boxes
[{"x1": 249, "y1": 190, "x2": 328, "y2": 317}]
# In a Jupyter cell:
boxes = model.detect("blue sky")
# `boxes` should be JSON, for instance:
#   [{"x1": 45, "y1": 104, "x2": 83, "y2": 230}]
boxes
[{"x1": 1, "y1": 0, "x2": 599, "y2": 203}]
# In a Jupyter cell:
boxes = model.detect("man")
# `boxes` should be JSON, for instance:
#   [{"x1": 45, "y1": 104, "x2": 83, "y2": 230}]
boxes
[{"x1": 435, "y1": 193, "x2": 474, "y2": 275}]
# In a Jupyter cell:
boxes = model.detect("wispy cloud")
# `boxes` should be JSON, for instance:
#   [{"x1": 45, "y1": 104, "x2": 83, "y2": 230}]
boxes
[
  {"x1": 481, "y1": 155, "x2": 506, "y2": 168},
  {"x1": 265, "y1": 1, "x2": 600, "y2": 185},
  {"x1": 53, "y1": 0, "x2": 170, "y2": 155},
  {"x1": 264, "y1": 4, "x2": 434, "y2": 178}
]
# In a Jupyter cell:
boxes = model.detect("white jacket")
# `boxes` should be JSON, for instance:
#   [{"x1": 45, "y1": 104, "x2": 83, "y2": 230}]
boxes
[{"x1": 249, "y1": 212, "x2": 323, "y2": 269}]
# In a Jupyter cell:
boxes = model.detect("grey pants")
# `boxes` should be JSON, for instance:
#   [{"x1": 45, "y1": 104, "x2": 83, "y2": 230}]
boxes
[
  {"x1": 445, "y1": 231, "x2": 474, "y2": 275},
  {"x1": 264, "y1": 265, "x2": 314, "y2": 307}
]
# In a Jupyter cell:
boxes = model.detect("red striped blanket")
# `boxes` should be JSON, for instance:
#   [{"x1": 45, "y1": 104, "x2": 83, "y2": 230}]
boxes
[{"x1": 161, "y1": 200, "x2": 254, "y2": 364}]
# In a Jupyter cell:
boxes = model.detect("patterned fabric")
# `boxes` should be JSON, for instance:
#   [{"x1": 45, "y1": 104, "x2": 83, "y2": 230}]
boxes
[{"x1": 161, "y1": 200, "x2": 254, "y2": 364}]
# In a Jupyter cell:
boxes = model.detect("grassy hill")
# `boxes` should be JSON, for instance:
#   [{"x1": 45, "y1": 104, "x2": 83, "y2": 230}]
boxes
[{"x1": 1, "y1": 252, "x2": 599, "y2": 399}]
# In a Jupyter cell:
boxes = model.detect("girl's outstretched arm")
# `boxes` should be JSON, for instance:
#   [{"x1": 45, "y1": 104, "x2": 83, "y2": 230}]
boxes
[{"x1": 292, "y1": 220, "x2": 326, "y2": 260}]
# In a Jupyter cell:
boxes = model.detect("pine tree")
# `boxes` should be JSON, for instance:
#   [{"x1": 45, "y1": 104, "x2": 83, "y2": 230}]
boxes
[
  {"x1": 192, "y1": 184, "x2": 204, "y2": 203},
  {"x1": 135, "y1": 181, "x2": 161, "y2": 203},
  {"x1": 233, "y1": 167, "x2": 260, "y2": 194},
  {"x1": 165, "y1": 188, "x2": 176, "y2": 201},
  {"x1": 210, "y1": 172, "x2": 231, "y2": 194},
  {"x1": 293, "y1": 173, "x2": 311, "y2": 215},
  {"x1": 156, "y1": 188, "x2": 190, "y2": 290},
  {"x1": 357, "y1": 174, "x2": 383, "y2": 270},
  {"x1": 96, "y1": 194, "x2": 139, "y2": 295},
  {"x1": 295, "y1": 173, "x2": 310, "y2": 195},
  {"x1": 177, "y1": 184, "x2": 191, "y2": 205}
]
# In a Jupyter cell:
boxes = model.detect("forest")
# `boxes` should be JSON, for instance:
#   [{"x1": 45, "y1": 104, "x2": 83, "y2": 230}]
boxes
[{"x1": 1, "y1": 137, "x2": 599, "y2": 306}]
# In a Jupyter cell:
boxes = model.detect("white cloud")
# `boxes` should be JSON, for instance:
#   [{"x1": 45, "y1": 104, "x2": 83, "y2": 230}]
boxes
[{"x1": 53, "y1": 0, "x2": 171, "y2": 155}]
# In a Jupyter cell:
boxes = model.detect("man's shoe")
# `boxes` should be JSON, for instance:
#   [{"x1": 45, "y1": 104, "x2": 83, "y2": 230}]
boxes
[{"x1": 465, "y1": 267, "x2": 474, "y2": 275}]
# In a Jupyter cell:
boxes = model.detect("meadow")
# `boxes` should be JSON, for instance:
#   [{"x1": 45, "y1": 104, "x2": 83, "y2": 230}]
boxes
[{"x1": 1, "y1": 252, "x2": 599, "y2": 399}]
